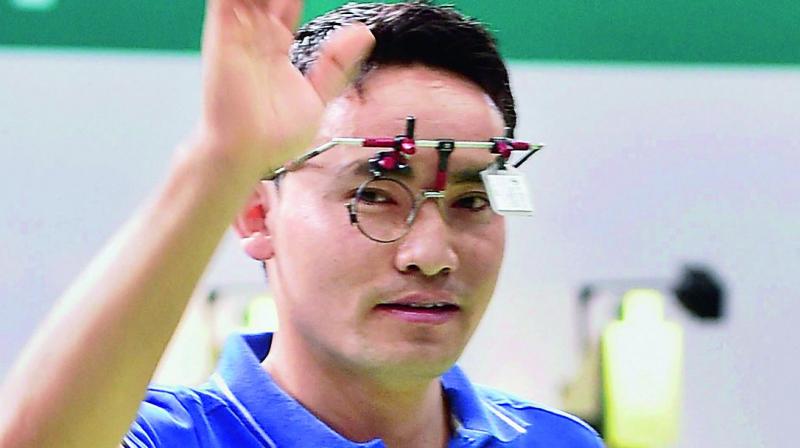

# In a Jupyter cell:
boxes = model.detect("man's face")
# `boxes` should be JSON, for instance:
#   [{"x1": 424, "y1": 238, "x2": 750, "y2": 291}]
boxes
[{"x1": 263, "y1": 65, "x2": 506, "y2": 378}]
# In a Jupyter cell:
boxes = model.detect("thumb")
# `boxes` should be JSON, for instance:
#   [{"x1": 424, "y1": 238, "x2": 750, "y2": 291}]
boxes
[{"x1": 306, "y1": 23, "x2": 375, "y2": 104}]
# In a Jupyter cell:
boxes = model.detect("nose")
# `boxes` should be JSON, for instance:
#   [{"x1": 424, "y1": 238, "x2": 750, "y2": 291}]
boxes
[{"x1": 393, "y1": 199, "x2": 460, "y2": 276}]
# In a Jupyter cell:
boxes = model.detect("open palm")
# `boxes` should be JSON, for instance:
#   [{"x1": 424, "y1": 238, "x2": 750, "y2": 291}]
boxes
[{"x1": 199, "y1": 0, "x2": 374, "y2": 174}]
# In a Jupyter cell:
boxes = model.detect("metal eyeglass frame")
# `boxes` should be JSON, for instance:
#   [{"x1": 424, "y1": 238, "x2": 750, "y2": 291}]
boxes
[
  {"x1": 262, "y1": 116, "x2": 545, "y2": 243},
  {"x1": 344, "y1": 176, "x2": 493, "y2": 243}
]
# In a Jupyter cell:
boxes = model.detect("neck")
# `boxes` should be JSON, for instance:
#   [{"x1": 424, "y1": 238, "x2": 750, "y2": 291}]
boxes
[{"x1": 262, "y1": 331, "x2": 452, "y2": 448}]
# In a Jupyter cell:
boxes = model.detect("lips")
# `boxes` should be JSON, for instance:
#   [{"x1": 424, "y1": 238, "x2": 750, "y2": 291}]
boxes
[
  {"x1": 374, "y1": 292, "x2": 461, "y2": 325},
  {"x1": 377, "y1": 302, "x2": 458, "y2": 310}
]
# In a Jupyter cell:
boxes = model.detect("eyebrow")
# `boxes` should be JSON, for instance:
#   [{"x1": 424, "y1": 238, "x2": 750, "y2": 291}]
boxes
[{"x1": 449, "y1": 167, "x2": 485, "y2": 184}]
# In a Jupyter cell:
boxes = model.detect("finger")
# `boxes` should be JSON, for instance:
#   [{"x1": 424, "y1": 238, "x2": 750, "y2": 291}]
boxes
[
  {"x1": 205, "y1": 0, "x2": 249, "y2": 26},
  {"x1": 306, "y1": 23, "x2": 376, "y2": 104},
  {"x1": 203, "y1": 0, "x2": 256, "y2": 44},
  {"x1": 267, "y1": 0, "x2": 303, "y2": 31}
]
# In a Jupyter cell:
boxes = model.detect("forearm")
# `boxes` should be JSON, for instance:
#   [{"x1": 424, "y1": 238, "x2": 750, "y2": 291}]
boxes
[{"x1": 0, "y1": 141, "x2": 262, "y2": 448}]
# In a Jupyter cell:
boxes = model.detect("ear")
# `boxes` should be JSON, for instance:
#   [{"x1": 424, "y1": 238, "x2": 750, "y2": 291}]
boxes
[{"x1": 233, "y1": 183, "x2": 275, "y2": 261}]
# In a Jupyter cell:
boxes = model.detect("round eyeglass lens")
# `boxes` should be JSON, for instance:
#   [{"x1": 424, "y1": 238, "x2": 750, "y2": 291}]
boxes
[{"x1": 352, "y1": 178, "x2": 415, "y2": 243}]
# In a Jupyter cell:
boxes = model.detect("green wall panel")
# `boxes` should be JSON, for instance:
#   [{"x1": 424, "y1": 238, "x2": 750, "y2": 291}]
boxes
[{"x1": 1, "y1": 1, "x2": 799, "y2": 64}]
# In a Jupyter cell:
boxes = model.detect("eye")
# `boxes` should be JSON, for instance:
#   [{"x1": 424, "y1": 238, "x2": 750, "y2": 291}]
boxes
[
  {"x1": 452, "y1": 193, "x2": 490, "y2": 211},
  {"x1": 358, "y1": 188, "x2": 396, "y2": 205}
]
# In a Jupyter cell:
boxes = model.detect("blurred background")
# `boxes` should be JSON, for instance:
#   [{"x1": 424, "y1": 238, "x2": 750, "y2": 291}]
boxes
[{"x1": 1, "y1": 1, "x2": 798, "y2": 446}]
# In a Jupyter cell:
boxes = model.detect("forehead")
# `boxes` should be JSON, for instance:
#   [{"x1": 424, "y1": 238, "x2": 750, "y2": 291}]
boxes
[{"x1": 311, "y1": 65, "x2": 506, "y2": 173}]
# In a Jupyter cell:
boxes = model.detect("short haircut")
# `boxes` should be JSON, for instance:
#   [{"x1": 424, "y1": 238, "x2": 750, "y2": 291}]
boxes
[{"x1": 290, "y1": 1, "x2": 517, "y2": 134}]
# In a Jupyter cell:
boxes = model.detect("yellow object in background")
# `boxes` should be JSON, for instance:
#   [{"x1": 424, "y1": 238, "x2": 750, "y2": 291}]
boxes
[
  {"x1": 243, "y1": 295, "x2": 280, "y2": 332},
  {"x1": 602, "y1": 289, "x2": 683, "y2": 448},
  {"x1": 153, "y1": 289, "x2": 280, "y2": 385}
]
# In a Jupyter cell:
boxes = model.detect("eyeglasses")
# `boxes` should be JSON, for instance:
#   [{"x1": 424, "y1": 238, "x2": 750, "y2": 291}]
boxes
[
  {"x1": 345, "y1": 177, "x2": 494, "y2": 243},
  {"x1": 263, "y1": 116, "x2": 544, "y2": 243}
]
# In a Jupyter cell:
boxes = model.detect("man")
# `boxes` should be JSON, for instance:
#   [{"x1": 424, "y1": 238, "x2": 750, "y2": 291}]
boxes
[{"x1": 0, "y1": 1, "x2": 603, "y2": 447}]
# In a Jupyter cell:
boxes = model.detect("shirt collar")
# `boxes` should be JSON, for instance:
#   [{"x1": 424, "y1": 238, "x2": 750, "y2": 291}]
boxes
[
  {"x1": 214, "y1": 332, "x2": 525, "y2": 446},
  {"x1": 441, "y1": 366, "x2": 529, "y2": 443}
]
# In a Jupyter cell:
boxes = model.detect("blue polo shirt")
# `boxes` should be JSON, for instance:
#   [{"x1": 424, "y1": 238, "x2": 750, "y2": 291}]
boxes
[{"x1": 124, "y1": 333, "x2": 603, "y2": 447}]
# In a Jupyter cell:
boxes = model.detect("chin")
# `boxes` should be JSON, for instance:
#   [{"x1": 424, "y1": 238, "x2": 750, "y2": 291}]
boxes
[{"x1": 362, "y1": 340, "x2": 465, "y2": 379}]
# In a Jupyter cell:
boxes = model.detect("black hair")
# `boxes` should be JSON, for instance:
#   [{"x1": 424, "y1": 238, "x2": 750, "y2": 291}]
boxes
[{"x1": 290, "y1": 1, "x2": 517, "y2": 132}]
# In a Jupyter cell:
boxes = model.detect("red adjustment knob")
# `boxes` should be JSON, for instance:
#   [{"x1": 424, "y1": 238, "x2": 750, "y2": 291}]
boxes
[
  {"x1": 511, "y1": 141, "x2": 530, "y2": 150},
  {"x1": 363, "y1": 138, "x2": 395, "y2": 148},
  {"x1": 378, "y1": 155, "x2": 398, "y2": 170},
  {"x1": 399, "y1": 137, "x2": 416, "y2": 155},
  {"x1": 495, "y1": 140, "x2": 512, "y2": 159}
]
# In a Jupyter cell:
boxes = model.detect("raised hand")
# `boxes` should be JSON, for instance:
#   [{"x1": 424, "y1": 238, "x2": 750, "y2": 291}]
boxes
[
  {"x1": 198, "y1": 0, "x2": 375, "y2": 177},
  {"x1": 0, "y1": 4, "x2": 373, "y2": 447}
]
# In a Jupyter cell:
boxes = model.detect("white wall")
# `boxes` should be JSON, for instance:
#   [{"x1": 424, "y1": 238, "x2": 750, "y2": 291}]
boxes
[
  {"x1": 463, "y1": 64, "x2": 800, "y2": 448},
  {"x1": 1, "y1": 51, "x2": 797, "y2": 447}
]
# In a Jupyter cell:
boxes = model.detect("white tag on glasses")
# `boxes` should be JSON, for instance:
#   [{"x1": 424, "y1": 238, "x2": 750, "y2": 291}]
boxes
[{"x1": 480, "y1": 165, "x2": 534, "y2": 216}]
